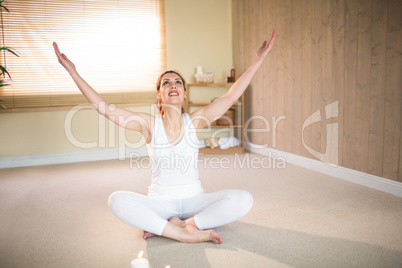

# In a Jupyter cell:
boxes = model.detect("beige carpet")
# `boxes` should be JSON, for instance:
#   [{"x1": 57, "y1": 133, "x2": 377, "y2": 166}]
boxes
[{"x1": 0, "y1": 153, "x2": 401, "y2": 268}]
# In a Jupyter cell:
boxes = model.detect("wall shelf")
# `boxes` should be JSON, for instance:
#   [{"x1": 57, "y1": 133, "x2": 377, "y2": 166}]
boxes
[{"x1": 186, "y1": 82, "x2": 244, "y2": 154}]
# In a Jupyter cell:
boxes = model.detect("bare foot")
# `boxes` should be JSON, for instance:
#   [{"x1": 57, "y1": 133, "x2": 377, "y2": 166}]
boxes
[
  {"x1": 143, "y1": 217, "x2": 186, "y2": 240},
  {"x1": 180, "y1": 224, "x2": 223, "y2": 244},
  {"x1": 184, "y1": 217, "x2": 198, "y2": 229},
  {"x1": 143, "y1": 231, "x2": 156, "y2": 239},
  {"x1": 169, "y1": 216, "x2": 186, "y2": 228}
]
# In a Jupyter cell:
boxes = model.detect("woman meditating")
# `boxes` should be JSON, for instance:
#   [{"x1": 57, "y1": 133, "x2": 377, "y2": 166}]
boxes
[{"x1": 53, "y1": 30, "x2": 275, "y2": 244}]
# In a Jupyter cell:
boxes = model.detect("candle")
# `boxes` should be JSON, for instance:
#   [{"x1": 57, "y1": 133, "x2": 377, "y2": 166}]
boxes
[{"x1": 130, "y1": 250, "x2": 149, "y2": 268}]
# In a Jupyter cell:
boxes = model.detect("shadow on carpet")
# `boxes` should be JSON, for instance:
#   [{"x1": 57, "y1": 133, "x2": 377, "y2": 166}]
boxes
[{"x1": 145, "y1": 221, "x2": 402, "y2": 268}]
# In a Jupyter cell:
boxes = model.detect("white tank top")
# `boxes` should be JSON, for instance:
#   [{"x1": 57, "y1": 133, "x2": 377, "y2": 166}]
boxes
[{"x1": 146, "y1": 113, "x2": 204, "y2": 198}]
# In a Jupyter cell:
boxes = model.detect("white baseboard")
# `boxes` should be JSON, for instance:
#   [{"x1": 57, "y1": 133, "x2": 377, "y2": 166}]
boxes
[
  {"x1": 0, "y1": 146, "x2": 148, "y2": 169},
  {"x1": 2, "y1": 143, "x2": 401, "y2": 198},
  {"x1": 245, "y1": 142, "x2": 402, "y2": 198}
]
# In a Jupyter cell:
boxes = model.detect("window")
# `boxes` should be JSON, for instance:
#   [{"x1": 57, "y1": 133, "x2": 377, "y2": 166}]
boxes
[{"x1": 0, "y1": 0, "x2": 166, "y2": 110}]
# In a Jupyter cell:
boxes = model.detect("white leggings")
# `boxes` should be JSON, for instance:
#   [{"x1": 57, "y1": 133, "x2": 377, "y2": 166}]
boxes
[{"x1": 108, "y1": 189, "x2": 253, "y2": 236}]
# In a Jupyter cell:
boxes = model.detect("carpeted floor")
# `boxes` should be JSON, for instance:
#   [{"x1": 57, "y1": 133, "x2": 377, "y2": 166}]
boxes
[{"x1": 0, "y1": 153, "x2": 401, "y2": 267}]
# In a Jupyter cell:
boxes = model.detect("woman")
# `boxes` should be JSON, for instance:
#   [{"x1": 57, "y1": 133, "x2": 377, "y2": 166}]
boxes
[{"x1": 53, "y1": 30, "x2": 275, "y2": 244}]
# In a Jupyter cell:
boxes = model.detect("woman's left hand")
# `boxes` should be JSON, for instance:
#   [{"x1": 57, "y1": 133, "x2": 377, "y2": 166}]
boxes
[
  {"x1": 53, "y1": 42, "x2": 77, "y2": 75},
  {"x1": 256, "y1": 30, "x2": 276, "y2": 60}
]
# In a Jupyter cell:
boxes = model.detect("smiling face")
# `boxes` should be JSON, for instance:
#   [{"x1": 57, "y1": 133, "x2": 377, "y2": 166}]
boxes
[{"x1": 156, "y1": 71, "x2": 186, "y2": 114}]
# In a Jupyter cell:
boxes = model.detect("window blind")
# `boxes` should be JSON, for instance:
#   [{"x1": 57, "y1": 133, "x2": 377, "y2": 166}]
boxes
[{"x1": 0, "y1": 0, "x2": 165, "y2": 110}]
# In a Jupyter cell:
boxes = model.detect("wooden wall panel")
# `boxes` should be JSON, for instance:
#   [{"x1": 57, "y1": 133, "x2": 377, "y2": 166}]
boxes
[
  {"x1": 253, "y1": 0, "x2": 265, "y2": 146},
  {"x1": 248, "y1": 0, "x2": 258, "y2": 144},
  {"x1": 383, "y1": 0, "x2": 402, "y2": 181},
  {"x1": 334, "y1": 0, "x2": 345, "y2": 166},
  {"x1": 283, "y1": 0, "x2": 293, "y2": 154},
  {"x1": 275, "y1": 0, "x2": 286, "y2": 150},
  {"x1": 343, "y1": 0, "x2": 358, "y2": 170},
  {"x1": 322, "y1": 0, "x2": 336, "y2": 164},
  {"x1": 237, "y1": 0, "x2": 250, "y2": 139},
  {"x1": 311, "y1": 0, "x2": 323, "y2": 155},
  {"x1": 355, "y1": 0, "x2": 372, "y2": 173},
  {"x1": 233, "y1": 0, "x2": 402, "y2": 181},
  {"x1": 301, "y1": 0, "x2": 313, "y2": 158},
  {"x1": 400, "y1": 105, "x2": 402, "y2": 181},
  {"x1": 292, "y1": 0, "x2": 302, "y2": 156},
  {"x1": 263, "y1": 0, "x2": 277, "y2": 148},
  {"x1": 368, "y1": 0, "x2": 387, "y2": 177}
]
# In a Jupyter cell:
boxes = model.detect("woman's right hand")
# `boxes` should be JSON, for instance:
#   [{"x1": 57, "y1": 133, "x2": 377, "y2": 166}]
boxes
[
  {"x1": 53, "y1": 42, "x2": 76, "y2": 74},
  {"x1": 256, "y1": 30, "x2": 276, "y2": 61}
]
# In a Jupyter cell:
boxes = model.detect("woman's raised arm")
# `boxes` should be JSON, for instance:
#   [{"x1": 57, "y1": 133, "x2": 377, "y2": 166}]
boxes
[
  {"x1": 53, "y1": 42, "x2": 153, "y2": 139},
  {"x1": 191, "y1": 30, "x2": 276, "y2": 129}
]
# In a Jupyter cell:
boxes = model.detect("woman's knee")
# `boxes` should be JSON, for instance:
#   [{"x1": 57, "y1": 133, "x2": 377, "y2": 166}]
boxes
[
  {"x1": 108, "y1": 191, "x2": 129, "y2": 214},
  {"x1": 239, "y1": 190, "x2": 254, "y2": 212},
  {"x1": 227, "y1": 189, "x2": 254, "y2": 216}
]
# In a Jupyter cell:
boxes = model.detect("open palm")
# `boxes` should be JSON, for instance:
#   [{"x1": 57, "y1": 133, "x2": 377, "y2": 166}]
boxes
[
  {"x1": 53, "y1": 42, "x2": 76, "y2": 74},
  {"x1": 256, "y1": 30, "x2": 276, "y2": 60}
]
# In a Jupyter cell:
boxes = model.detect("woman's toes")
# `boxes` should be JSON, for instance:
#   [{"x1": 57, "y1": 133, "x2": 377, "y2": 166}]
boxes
[
  {"x1": 210, "y1": 231, "x2": 223, "y2": 244},
  {"x1": 143, "y1": 231, "x2": 157, "y2": 239}
]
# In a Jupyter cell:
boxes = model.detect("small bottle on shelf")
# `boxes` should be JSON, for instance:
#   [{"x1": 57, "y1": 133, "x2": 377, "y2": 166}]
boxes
[{"x1": 230, "y1": 67, "x2": 235, "y2": 82}]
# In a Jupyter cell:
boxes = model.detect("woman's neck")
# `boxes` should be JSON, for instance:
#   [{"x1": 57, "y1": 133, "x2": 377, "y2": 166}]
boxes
[{"x1": 162, "y1": 106, "x2": 183, "y2": 129}]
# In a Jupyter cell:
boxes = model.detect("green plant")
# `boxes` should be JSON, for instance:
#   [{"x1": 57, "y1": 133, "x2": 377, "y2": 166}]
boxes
[{"x1": 0, "y1": 0, "x2": 19, "y2": 109}]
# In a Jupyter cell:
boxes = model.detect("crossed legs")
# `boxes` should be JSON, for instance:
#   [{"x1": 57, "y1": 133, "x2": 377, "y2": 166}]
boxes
[{"x1": 108, "y1": 189, "x2": 253, "y2": 244}]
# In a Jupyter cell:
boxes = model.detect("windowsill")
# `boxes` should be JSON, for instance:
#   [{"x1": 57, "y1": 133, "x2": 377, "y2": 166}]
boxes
[{"x1": 0, "y1": 91, "x2": 156, "y2": 113}]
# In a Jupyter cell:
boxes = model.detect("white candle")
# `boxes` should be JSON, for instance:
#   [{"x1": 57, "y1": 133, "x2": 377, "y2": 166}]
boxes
[{"x1": 131, "y1": 250, "x2": 149, "y2": 268}]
